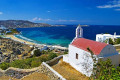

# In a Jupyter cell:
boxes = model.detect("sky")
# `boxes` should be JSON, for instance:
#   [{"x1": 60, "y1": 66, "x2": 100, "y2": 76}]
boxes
[{"x1": 0, "y1": 0, "x2": 120, "y2": 25}]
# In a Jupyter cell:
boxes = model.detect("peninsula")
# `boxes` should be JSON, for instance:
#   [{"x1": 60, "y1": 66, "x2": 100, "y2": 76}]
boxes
[{"x1": 0, "y1": 20, "x2": 51, "y2": 28}]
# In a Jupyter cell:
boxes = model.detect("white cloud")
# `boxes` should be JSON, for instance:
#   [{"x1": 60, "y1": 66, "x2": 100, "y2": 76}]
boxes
[
  {"x1": 32, "y1": 17, "x2": 38, "y2": 21},
  {"x1": 97, "y1": 0, "x2": 120, "y2": 8},
  {"x1": 115, "y1": 9, "x2": 120, "y2": 11},
  {"x1": 32, "y1": 17, "x2": 53, "y2": 21},
  {"x1": 0, "y1": 12, "x2": 3, "y2": 15},
  {"x1": 32, "y1": 17, "x2": 79, "y2": 22}
]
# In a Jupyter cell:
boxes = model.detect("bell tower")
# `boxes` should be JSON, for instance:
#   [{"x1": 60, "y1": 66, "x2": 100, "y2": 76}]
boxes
[{"x1": 76, "y1": 24, "x2": 83, "y2": 38}]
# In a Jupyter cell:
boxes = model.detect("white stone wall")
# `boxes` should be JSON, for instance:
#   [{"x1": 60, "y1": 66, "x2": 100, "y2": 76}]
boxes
[
  {"x1": 68, "y1": 45, "x2": 93, "y2": 77},
  {"x1": 96, "y1": 35, "x2": 104, "y2": 42},
  {"x1": 63, "y1": 54, "x2": 69, "y2": 63}
]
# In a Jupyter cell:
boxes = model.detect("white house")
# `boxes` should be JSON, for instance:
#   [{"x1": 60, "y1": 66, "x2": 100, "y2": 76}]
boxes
[
  {"x1": 96, "y1": 33, "x2": 120, "y2": 42},
  {"x1": 63, "y1": 24, "x2": 120, "y2": 77}
]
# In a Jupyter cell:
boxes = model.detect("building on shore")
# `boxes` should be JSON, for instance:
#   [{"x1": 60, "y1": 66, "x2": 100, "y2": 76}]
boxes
[
  {"x1": 63, "y1": 24, "x2": 120, "y2": 77},
  {"x1": 96, "y1": 33, "x2": 120, "y2": 43}
]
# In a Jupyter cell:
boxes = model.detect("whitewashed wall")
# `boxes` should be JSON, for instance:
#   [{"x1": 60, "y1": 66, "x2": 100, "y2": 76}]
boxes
[
  {"x1": 68, "y1": 45, "x2": 93, "y2": 77},
  {"x1": 63, "y1": 54, "x2": 69, "y2": 63},
  {"x1": 96, "y1": 35, "x2": 104, "y2": 42}
]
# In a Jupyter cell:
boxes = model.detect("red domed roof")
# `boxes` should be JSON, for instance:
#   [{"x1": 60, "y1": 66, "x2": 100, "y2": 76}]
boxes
[{"x1": 71, "y1": 38, "x2": 108, "y2": 55}]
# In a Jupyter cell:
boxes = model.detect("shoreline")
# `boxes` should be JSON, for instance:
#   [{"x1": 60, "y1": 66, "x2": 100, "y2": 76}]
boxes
[
  {"x1": 5, "y1": 35, "x2": 36, "y2": 45},
  {"x1": 5, "y1": 35, "x2": 68, "y2": 50}
]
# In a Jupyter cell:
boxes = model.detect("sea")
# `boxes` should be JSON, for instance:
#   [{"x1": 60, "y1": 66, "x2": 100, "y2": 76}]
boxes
[{"x1": 15, "y1": 25, "x2": 120, "y2": 47}]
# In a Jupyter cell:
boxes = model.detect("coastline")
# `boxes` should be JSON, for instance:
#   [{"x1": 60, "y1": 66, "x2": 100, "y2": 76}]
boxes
[
  {"x1": 5, "y1": 35, "x2": 68, "y2": 50},
  {"x1": 5, "y1": 35, "x2": 36, "y2": 45}
]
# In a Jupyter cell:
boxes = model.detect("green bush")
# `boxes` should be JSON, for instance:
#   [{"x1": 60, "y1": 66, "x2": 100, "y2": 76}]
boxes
[
  {"x1": 34, "y1": 49, "x2": 42, "y2": 57},
  {"x1": 48, "y1": 53, "x2": 57, "y2": 60},
  {"x1": 31, "y1": 61, "x2": 41, "y2": 67},
  {"x1": 94, "y1": 59, "x2": 120, "y2": 80},
  {"x1": 104, "y1": 38, "x2": 114, "y2": 45},
  {"x1": 115, "y1": 38, "x2": 120, "y2": 44},
  {"x1": 64, "y1": 51, "x2": 68, "y2": 54},
  {"x1": 0, "y1": 62, "x2": 10, "y2": 70},
  {"x1": 0, "y1": 52, "x2": 58, "y2": 70}
]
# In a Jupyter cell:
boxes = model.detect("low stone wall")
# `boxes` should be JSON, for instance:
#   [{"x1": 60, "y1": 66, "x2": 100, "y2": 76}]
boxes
[
  {"x1": 0, "y1": 67, "x2": 40, "y2": 79},
  {"x1": 40, "y1": 62, "x2": 66, "y2": 80},
  {"x1": 0, "y1": 55, "x2": 65, "y2": 80},
  {"x1": 46, "y1": 55, "x2": 63, "y2": 66},
  {"x1": 0, "y1": 69, "x2": 4, "y2": 76}
]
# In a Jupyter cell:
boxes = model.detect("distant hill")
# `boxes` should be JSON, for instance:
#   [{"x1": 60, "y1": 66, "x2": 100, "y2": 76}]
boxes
[{"x1": 0, "y1": 20, "x2": 51, "y2": 28}]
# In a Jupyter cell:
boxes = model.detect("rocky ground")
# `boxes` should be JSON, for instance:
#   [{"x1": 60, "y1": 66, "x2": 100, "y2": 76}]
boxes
[
  {"x1": 0, "y1": 72, "x2": 50, "y2": 80},
  {"x1": 0, "y1": 38, "x2": 33, "y2": 63}
]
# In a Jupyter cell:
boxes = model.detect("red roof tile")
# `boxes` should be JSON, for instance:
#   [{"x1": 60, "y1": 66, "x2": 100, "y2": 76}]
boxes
[{"x1": 71, "y1": 38, "x2": 108, "y2": 55}]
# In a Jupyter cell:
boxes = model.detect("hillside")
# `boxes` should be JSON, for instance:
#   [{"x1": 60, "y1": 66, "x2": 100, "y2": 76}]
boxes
[{"x1": 0, "y1": 20, "x2": 51, "y2": 28}]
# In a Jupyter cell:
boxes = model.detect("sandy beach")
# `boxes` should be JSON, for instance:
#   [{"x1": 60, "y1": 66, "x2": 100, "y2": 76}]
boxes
[
  {"x1": 5, "y1": 35, "x2": 68, "y2": 50},
  {"x1": 5, "y1": 35, "x2": 36, "y2": 45}
]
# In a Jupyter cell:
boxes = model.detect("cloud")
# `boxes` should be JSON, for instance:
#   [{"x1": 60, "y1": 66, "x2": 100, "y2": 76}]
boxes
[
  {"x1": 32, "y1": 17, "x2": 38, "y2": 21},
  {"x1": 115, "y1": 9, "x2": 120, "y2": 11},
  {"x1": 47, "y1": 11, "x2": 51, "y2": 13},
  {"x1": 97, "y1": 0, "x2": 120, "y2": 8},
  {"x1": 32, "y1": 17, "x2": 81, "y2": 22},
  {"x1": 0, "y1": 12, "x2": 3, "y2": 15},
  {"x1": 32, "y1": 17, "x2": 53, "y2": 21}
]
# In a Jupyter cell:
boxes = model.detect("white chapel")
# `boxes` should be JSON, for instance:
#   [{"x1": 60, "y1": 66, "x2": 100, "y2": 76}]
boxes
[{"x1": 63, "y1": 24, "x2": 120, "y2": 77}]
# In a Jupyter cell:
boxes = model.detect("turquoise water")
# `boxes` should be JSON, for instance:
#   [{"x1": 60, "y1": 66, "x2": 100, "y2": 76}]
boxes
[
  {"x1": 15, "y1": 25, "x2": 120, "y2": 47},
  {"x1": 15, "y1": 26, "x2": 74, "y2": 47}
]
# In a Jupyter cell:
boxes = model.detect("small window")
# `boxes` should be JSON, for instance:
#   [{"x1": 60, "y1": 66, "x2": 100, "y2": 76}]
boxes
[{"x1": 76, "y1": 53, "x2": 78, "y2": 59}]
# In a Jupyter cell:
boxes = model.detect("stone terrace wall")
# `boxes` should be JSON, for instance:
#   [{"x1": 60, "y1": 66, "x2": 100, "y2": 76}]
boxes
[
  {"x1": 0, "y1": 55, "x2": 66, "y2": 80},
  {"x1": 40, "y1": 62, "x2": 66, "y2": 80},
  {"x1": 46, "y1": 55, "x2": 63, "y2": 66},
  {"x1": 0, "y1": 67, "x2": 40, "y2": 79}
]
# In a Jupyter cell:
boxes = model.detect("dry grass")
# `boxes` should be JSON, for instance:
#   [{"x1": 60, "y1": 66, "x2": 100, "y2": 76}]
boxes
[
  {"x1": 52, "y1": 59, "x2": 89, "y2": 80},
  {"x1": 0, "y1": 76, "x2": 19, "y2": 80},
  {"x1": 21, "y1": 72, "x2": 50, "y2": 80}
]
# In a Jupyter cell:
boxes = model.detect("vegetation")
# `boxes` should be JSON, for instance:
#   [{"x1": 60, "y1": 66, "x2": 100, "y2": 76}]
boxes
[
  {"x1": 104, "y1": 38, "x2": 120, "y2": 45},
  {"x1": 87, "y1": 47, "x2": 120, "y2": 80},
  {"x1": 104, "y1": 38, "x2": 114, "y2": 45},
  {"x1": 114, "y1": 38, "x2": 120, "y2": 44},
  {"x1": 63, "y1": 51, "x2": 68, "y2": 54},
  {"x1": 0, "y1": 62, "x2": 10, "y2": 70},
  {"x1": 6, "y1": 29, "x2": 19, "y2": 35},
  {"x1": 33, "y1": 49, "x2": 42, "y2": 57},
  {"x1": 48, "y1": 53, "x2": 57, "y2": 60},
  {"x1": 95, "y1": 59, "x2": 120, "y2": 80},
  {"x1": 0, "y1": 52, "x2": 58, "y2": 70}
]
